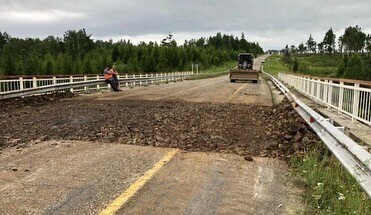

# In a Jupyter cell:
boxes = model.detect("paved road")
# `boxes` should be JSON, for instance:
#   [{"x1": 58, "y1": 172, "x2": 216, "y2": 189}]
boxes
[{"x1": 0, "y1": 55, "x2": 302, "y2": 214}]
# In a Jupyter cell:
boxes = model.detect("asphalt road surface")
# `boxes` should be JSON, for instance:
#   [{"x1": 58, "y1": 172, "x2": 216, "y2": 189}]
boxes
[{"x1": 0, "y1": 55, "x2": 303, "y2": 214}]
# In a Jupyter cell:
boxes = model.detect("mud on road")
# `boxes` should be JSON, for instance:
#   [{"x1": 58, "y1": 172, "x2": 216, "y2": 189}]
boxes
[
  {"x1": 0, "y1": 93, "x2": 319, "y2": 160},
  {"x1": 0, "y1": 65, "x2": 322, "y2": 214}
]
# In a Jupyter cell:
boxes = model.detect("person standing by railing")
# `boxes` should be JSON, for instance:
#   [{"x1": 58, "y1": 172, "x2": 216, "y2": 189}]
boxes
[{"x1": 104, "y1": 66, "x2": 120, "y2": 92}]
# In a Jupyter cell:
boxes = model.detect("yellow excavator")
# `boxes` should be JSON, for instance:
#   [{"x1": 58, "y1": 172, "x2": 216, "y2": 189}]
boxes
[{"x1": 229, "y1": 53, "x2": 259, "y2": 83}]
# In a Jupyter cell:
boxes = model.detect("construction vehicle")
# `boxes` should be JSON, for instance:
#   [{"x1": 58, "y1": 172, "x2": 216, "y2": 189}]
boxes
[{"x1": 229, "y1": 53, "x2": 259, "y2": 83}]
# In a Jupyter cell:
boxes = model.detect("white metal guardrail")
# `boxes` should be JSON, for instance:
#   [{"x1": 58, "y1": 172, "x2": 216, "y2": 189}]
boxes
[
  {"x1": 263, "y1": 70, "x2": 371, "y2": 198},
  {"x1": 278, "y1": 73, "x2": 371, "y2": 126},
  {"x1": 0, "y1": 72, "x2": 193, "y2": 99}
]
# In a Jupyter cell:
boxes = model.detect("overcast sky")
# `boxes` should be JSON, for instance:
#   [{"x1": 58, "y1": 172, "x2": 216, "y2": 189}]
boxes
[{"x1": 1, "y1": 0, "x2": 371, "y2": 50}]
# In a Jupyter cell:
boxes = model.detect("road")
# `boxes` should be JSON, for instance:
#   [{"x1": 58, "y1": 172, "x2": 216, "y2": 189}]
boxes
[{"x1": 0, "y1": 56, "x2": 303, "y2": 214}]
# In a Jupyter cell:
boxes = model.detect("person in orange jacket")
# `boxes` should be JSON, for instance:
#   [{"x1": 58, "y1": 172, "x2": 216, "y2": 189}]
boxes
[
  {"x1": 110, "y1": 65, "x2": 121, "y2": 90},
  {"x1": 104, "y1": 66, "x2": 120, "y2": 91}
]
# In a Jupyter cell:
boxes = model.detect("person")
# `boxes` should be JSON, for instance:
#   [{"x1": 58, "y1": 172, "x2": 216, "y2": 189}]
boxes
[
  {"x1": 110, "y1": 65, "x2": 121, "y2": 90},
  {"x1": 104, "y1": 66, "x2": 120, "y2": 91}
]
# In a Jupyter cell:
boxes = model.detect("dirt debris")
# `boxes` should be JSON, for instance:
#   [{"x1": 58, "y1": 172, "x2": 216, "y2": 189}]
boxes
[
  {"x1": 0, "y1": 93, "x2": 320, "y2": 161},
  {"x1": 0, "y1": 92, "x2": 75, "y2": 112}
]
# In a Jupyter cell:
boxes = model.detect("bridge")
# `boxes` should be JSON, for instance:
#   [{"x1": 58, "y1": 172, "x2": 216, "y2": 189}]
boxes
[{"x1": 0, "y1": 55, "x2": 370, "y2": 214}]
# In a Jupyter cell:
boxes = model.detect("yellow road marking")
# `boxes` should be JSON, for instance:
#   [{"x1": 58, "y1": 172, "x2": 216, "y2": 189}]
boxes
[
  {"x1": 99, "y1": 149, "x2": 180, "y2": 215},
  {"x1": 228, "y1": 83, "x2": 248, "y2": 101}
]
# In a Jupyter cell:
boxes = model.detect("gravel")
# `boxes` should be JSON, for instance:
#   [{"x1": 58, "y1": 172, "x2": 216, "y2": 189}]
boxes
[{"x1": 0, "y1": 93, "x2": 320, "y2": 161}]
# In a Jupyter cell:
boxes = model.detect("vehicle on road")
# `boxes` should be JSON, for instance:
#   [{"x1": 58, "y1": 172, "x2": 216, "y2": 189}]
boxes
[{"x1": 229, "y1": 53, "x2": 259, "y2": 83}]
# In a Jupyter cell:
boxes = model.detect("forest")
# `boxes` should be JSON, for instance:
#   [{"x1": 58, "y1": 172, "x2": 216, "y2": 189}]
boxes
[
  {"x1": 282, "y1": 25, "x2": 371, "y2": 81},
  {"x1": 0, "y1": 30, "x2": 263, "y2": 76}
]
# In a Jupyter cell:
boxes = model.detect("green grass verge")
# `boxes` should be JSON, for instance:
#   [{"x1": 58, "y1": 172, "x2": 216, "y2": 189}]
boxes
[
  {"x1": 263, "y1": 55, "x2": 291, "y2": 77},
  {"x1": 264, "y1": 54, "x2": 343, "y2": 78},
  {"x1": 291, "y1": 145, "x2": 371, "y2": 214},
  {"x1": 186, "y1": 61, "x2": 235, "y2": 80},
  {"x1": 294, "y1": 54, "x2": 342, "y2": 78}
]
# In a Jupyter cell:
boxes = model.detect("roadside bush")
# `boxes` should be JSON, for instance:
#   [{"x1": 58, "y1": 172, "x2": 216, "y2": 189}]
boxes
[
  {"x1": 292, "y1": 58, "x2": 299, "y2": 72},
  {"x1": 344, "y1": 54, "x2": 365, "y2": 80}
]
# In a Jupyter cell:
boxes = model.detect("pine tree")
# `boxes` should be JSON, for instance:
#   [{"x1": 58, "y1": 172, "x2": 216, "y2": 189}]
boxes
[
  {"x1": 42, "y1": 53, "x2": 55, "y2": 75},
  {"x1": 323, "y1": 28, "x2": 336, "y2": 56}
]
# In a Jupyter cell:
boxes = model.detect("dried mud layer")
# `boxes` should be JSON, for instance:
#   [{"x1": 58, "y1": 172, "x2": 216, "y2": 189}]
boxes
[{"x1": 0, "y1": 93, "x2": 320, "y2": 160}]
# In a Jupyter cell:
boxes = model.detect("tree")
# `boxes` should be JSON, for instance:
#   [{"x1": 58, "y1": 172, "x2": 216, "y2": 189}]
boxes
[
  {"x1": 312, "y1": 41, "x2": 317, "y2": 53},
  {"x1": 292, "y1": 58, "x2": 299, "y2": 72},
  {"x1": 83, "y1": 56, "x2": 93, "y2": 74},
  {"x1": 323, "y1": 28, "x2": 336, "y2": 56},
  {"x1": 63, "y1": 29, "x2": 94, "y2": 60},
  {"x1": 111, "y1": 46, "x2": 119, "y2": 63},
  {"x1": 42, "y1": 53, "x2": 55, "y2": 75},
  {"x1": 195, "y1": 37, "x2": 205, "y2": 47},
  {"x1": 290, "y1": 45, "x2": 297, "y2": 54},
  {"x1": 338, "y1": 36, "x2": 344, "y2": 55},
  {"x1": 341, "y1": 25, "x2": 366, "y2": 53},
  {"x1": 55, "y1": 53, "x2": 74, "y2": 74},
  {"x1": 1, "y1": 44, "x2": 16, "y2": 75},
  {"x1": 157, "y1": 48, "x2": 168, "y2": 71},
  {"x1": 0, "y1": 31, "x2": 8, "y2": 50},
  {"x1": 284, "y1": 45, "x2": 290, "y2": 60},
  {"x1": 24, "y1": 54, "x2": 42, "y2": 75},
  {"x1": 209, "y1": 32, "x2": 223, "y2": 49},
  {"x1": 0, "y1": 31, "x2": 264, "y2": 75},
  {"x1": 364, "y1": 56, "x2": 371, "y2": 80},
  {"x1": 337, "y1": 55, "x2": 348, "y2": 77},
  {"x1": 344, "y1": 54, "x2": 365, "y2": 79},
  {"x1": 317, "y1": 42, "x2": 324, "y2": 53},
  {"x1": 42, "y1": 36, "x2": 63, "y2": 56},
  {"x1": 298, "y1": 43, "x2": 306, "y2": 54},
  {"x1": 306, "y1": 34, "x2": 316, "y2": 53},
  {"x1": 365, "y1": 34, "x2": 371, "y2": 54}
]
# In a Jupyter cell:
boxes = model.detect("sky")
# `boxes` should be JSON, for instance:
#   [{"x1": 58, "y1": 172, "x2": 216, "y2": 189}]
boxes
[{"x1": 0, "y1": 0, "x2": 371, "y2": 50}]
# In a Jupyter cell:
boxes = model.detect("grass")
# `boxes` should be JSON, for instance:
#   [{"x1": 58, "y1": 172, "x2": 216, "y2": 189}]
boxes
[
  {"x1": 294, "y1": 54, "x2": 342, "y2": 78},
  {"x1": 265, "y1": 54, "x2": 371, "y2": 214},
  {"x1": 291, "y1": 144, "x2": 371, "y2": 214},
  {"x1": 186, "y1": 61, "x2": 235, "y2": 80},
  {"x1": 200, "y1": 61, "x2": 236, "y2": 74},
  {"x1": 263, "y1": 55, "x2": 291, "y2": 77},
  {"x1": 264, "y1": 54, "x2": 343, "y2": 78}
]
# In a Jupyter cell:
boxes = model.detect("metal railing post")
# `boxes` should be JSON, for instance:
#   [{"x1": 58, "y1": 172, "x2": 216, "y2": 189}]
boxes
[
  {"x1": 84, "y1": 76, "x2": 88, "y2": 91},
  {"x1": 327, "y1": 80, "x2": 333, "y2": 108},
  {"x1": 310, "y1": 79, "x2": 315, "y2": 99},
  {"x1": 96, "y1": 75, "x2": 100, "y2": 90},
  {"x1": 70, "y1": 76, "x2": 74, "y2": 93},
  {"x1": 352, "y1": 83, "x2": 360, "y2": 122},
  {"x1": 32, "y1": 77, "x2": 37, "y2": 88},
  {"x1": 316, "y1": 79, "x2": 321, "y2": 102},
  {"x1": 338, "y1": 81, "x2": 344, "y2": 114},
  {"x1": 19, "y1": 77, "x2": 24, "y2": 91},
  {"x1": 323, "y1": 80, "x2": 328, "y2": 106}
]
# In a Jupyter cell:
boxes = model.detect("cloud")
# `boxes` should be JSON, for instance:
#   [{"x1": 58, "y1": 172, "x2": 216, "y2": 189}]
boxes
[
  {"x1": 0, "y1": 10, "x2": 86, "y2": 24},
  {"x1": 0, "y1": 0, "x2": 371, "y2": 50}
]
